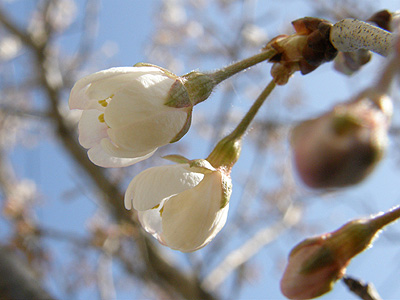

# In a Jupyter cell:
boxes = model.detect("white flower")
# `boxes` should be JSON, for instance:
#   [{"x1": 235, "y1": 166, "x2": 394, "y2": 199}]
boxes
[
  {"x1": 124, "y1": 161, "x2": 231, "y2": 252},
  {"x1": 69, "y1": 66, "x2": 192, "y2": 168}
]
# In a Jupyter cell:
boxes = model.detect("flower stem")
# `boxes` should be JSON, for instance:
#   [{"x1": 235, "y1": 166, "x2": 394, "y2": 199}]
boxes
[
  {"x1": 330, "y1": 19, "x2": 394, "y2": 56},
  {"x1": 209, "y1": 48, "x2": 277, "y2": 85},
  {"x1": 227, "y1": 80, "x2": 276, "y2": 140},
  {"x1": 207, "y1": 80, "x2": 276, "y2": 170},
  {"x1": 369, "y1": 205, "x2": 400, "y2": 230}
]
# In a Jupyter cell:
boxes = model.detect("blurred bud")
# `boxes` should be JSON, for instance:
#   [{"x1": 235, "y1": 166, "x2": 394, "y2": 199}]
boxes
[
  {"x1": 334, "y1": 50, "x2": 372, "y2": 75},
  {"x1": 265, "y1": 17, "x2": 337, "y2": 84},
  {"x1": 281, "y1": 205, "x2": 400, "y2": 299},
  {"x1": 291, "y1": 92, "x2": 392, "y2": 189}
]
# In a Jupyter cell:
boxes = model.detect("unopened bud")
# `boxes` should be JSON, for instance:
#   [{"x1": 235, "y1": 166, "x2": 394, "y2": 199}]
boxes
[
  {"x1": 291, "y1": 93, "x2": 391, "y2": 189},
  {"x1": 281, "y1": 205, "x2": 400, "y2": 299}
]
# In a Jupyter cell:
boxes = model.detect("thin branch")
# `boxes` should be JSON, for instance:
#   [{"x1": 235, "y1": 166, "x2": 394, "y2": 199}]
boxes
[
  {"x1": 342, "y1": 276, "x2": 383, "y2": 300},
  {"x1": 0, "y1": 246, "x2": 57, "y2": 300},
  {"x1": 0, "y1": 6, "x2": 34, "y2": 47},
  {"x1": 202, "y1": 205, "x2": 302, "y2": 291}
]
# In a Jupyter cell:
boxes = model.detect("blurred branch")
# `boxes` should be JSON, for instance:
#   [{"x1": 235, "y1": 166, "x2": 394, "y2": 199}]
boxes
[
  {"x1": 97, "y1": 253, "x2": 116, "y2": 300},
  {"x1": 342, "y1": 276, "x2": 382, "y2": 300},
  {"x1": 202, "y1": 204, "x2": 302, "y2": 291},
  {"x1": 0, "y1": 5, "x2": 33, "y2": 47},
  {"x1": 0, "y1": 246, "x2": 57, "y2": 300},
  {"x1": 66, "y1": 0, "x2": 100, "y2": 76}
]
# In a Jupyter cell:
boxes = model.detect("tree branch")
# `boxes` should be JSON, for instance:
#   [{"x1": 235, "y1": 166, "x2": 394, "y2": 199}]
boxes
[
  {"x1": 342, "y1": 276, "x2": 382, "y2": 300},
  {"x1": 0, "y1": 246, "x2": 57, "y2": 300}
]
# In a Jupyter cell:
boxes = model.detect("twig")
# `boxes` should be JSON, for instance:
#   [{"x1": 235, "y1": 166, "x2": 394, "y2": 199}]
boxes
[
  {"x1": 202, "y1": 205, "x2": 301, "y2": 291},
  {"x1": 330, "y1": 19, "x2": 393, "y2": 56},
  {"x1": 342, "y1": 276, "x2": 382, "y2": 300}
]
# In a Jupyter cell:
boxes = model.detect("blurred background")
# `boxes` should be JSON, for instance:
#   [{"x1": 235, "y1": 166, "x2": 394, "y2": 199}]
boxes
[{"x1": 1, "y1": 0, "x2": 400, "y2": 299}]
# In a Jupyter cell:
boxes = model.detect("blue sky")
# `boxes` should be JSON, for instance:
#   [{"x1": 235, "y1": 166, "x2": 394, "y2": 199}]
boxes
[{"x1": 4, "y1": 0, "x2": 400, "y2": 299}]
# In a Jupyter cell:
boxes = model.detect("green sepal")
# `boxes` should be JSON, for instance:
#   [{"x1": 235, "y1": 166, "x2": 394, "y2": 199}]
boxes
[
  {"x1": 188, "y1": 159, "x2": 216, "y2": 174},
  {"x1": 164, "y1": 79, "x2": 192, "y2": 108},
  {"x1": 162, "y1": 154, "x2": 191, "y2": 164},
  {"x1": 300, "y1": 246, "x2": 336, "y2": 274},
  {"x1": 181, "y1": 71, "x2": 216, "y2": 105}
]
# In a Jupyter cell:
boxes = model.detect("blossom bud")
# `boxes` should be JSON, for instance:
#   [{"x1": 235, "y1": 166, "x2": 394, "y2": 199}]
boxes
[
  {"x1": 69, "y1": 64, "x2": 215, "y2": 168},
  {"x1": 124, "y1": 158, "x2": 232, "y2": 252},
  {"x1": 291, "y1": 93, "x2": 392, "y2": 188},
  {"x1": 281, "y1": 205, "x2": 400, "y2": 299}
]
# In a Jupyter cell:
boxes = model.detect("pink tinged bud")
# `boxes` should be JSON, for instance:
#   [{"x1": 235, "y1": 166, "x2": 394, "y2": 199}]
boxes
[
  {"x1": 280, "y1": 237, "x2": 346, "y2": 299},
  {"x1": 281, "y1": 206, "x2": 400, "y2": 299},
  {"x1": 291, "y1": 95, "x2": 391, "y2": 188}
]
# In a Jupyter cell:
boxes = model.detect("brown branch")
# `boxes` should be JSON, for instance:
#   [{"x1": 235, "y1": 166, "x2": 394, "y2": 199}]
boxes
[
  {"x1": 343, "y1": 276, "x2": 382, "y2": 300},
  {"x1": 0, "y1": 246, "x2": 57, "y2": 300}
]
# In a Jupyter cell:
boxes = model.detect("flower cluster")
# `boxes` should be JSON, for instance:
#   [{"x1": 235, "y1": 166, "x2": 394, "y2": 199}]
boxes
[
  {"x1": 69, "y1": 37, "x2": 278, "y2": 251},
  {"x1": 69, "y1": 64, "x2": 236, "y2": 251}
]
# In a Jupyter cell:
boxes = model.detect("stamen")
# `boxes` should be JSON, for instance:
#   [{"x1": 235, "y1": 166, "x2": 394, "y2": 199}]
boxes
[
  {"x1": 98, "y1": 94, "x2": 114, "y2": 107},
  {"x1": 98, "y1": 113, "x2": 105, "y2": 123},
  {"x1": 98, "y1": 99, "x2": 108, "y2": 107}
]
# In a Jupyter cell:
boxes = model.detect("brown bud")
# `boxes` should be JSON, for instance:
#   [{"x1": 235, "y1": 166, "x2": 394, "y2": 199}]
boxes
[
  {"x1": 291, "y1": 94, "x2": 391, "y2": 189},
  {"x1": 367, "y1": 10, "x2": 392, "y2": 31},
  {"x1": 265, "y1": 17, "x2": 337, "y2": 84}
]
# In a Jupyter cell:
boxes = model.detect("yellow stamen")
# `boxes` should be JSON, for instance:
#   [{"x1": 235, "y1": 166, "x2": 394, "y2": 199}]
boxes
[
  {"x1": 152, "y1": 204, "x2": 160, "y2": 209},
  {"x1": 98, "y1": 94, "x2": 114, "y2": 107},
  {"x1": 98, "y1": 113, "x2": 105, "y2": 123},
  {"x1": 98, "y1": 99, "x2": 108, "y2": 107},
  {"x1": 159, "y1": 206, "x2": 164, "y2": 216}
]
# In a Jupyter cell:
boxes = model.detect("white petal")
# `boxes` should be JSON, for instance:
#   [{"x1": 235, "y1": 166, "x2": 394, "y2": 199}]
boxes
[
  {"x1": 86, "y1": 67, "x2": 169, "y2": 102},
  {"x1": 100, "y1": 138, "x2": 157, "y2": 159},
  {"x1": 104, "y1": 87, "x2": 179, "y2": 129},
  {"x1": 78, "y1": 110, "x2": 108, "y2": 148},
  {"x1": 87, "y1": 143, "x2": 155, "y2": 168},
  {"x1": 201, "y1": 204, "x2": 229, "y2": 247},
  {"x1": 106, "y1": 110, "x2": 188, "y2": 154},
  {"x1": 137, "y1": 198, "x2": 169, "y2": 246},
  {"x1": 69, "y1": 66, "x2": 165, "y2": 109},
  {"x1": 162, "y1": 171, "x2": 230, "y2": 252},
  {"x1": 124, "y1": 164, "x2": 204, "y2": 211},
  {"x1": 135, "y1": 73, "x2": 177, "y2": 106}
]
